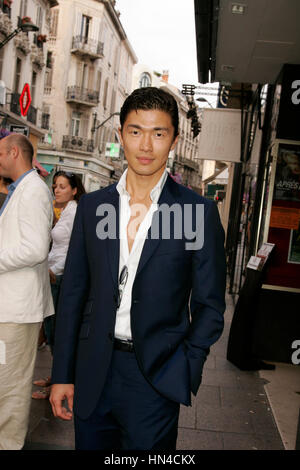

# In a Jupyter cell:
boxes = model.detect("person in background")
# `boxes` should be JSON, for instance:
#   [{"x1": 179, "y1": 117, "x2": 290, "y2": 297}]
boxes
[
  {"x1": 32, "y1": 171, "x2": 86, "y2": 400},
  {"x1": 0, "y1": 176, "x2": 12, "y2": 209},
  {"x1": 0, "y1": 134, "x2": 54, "y2": 450},
  {"x1": 52, "y1": 171, "x2": 65, "y2": 225},
  {"x1": 35, "y1": 171, "x2": 66, "y2": 351}
]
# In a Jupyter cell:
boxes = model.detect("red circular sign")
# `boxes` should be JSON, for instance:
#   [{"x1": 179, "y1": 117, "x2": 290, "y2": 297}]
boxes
[{"x1": 19, "y1": 83, "x2": 31, "y2": 117}]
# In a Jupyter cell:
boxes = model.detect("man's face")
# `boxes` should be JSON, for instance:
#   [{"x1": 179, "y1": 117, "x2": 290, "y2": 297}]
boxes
[
  {"x1": 286, "y1": 155, "x2": 300, "y2": 175},
  {"x1": 119, "y1": 109, "x2": 178, "y2": 178},
  {"x1": 0, "y1": 138, "x2": 14, "y2": 179}
]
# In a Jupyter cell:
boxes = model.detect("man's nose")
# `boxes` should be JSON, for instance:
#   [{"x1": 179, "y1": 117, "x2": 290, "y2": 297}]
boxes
[{"x1": 140, "y1": 133, "x2": 152, "y2": 152}]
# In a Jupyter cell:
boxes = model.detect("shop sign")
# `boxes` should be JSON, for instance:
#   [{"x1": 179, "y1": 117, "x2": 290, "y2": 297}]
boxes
[
  {"x1": 198, "y1": 108, "x2": 241, "y2": 162},
  {"x1": 9, "y1": 125, "x2": 29, "y2": 136},
  {"x1": 19, "y1": 83, "x2": 31, "y2": 117},
  {"x1": 270, "y1": 206, "x2": 300, "y2": 230},
  {"x1": 105, "y1": 142, "x2": 120, "y2": 158}
]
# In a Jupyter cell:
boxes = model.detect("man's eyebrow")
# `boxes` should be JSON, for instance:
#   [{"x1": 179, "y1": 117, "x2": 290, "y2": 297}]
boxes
[{"x1": 126, "y1": 124, "x2": 170, "y2": 132}]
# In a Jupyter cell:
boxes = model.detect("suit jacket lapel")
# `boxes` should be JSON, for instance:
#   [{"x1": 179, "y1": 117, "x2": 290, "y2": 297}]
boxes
[
  {"x1": 136, "y1": 175, "x2": 180, "y2": 276},
  {"x1": 0, "y1": 171, "x2": 37, "y2": 226},
  {"x1": 105, "y1": 184, "x2": 120, "y2": 289}
]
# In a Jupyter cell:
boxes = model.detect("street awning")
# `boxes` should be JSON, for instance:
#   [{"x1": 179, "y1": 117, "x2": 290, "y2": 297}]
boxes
[
  {"x1": 42, "y1": 164, "x2": 55, "y2": 174},
  {"x1": 33, "y1": 158, "x2": 49, "y2": 178}
]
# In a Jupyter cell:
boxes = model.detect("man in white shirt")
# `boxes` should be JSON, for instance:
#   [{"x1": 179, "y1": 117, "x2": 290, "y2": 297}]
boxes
[
  {"x1": 50, "y1": 88, "x2": 226, "y2": 450},
  {"x1": 0, "y1": 134, "x2": 54, "y2": 450}
]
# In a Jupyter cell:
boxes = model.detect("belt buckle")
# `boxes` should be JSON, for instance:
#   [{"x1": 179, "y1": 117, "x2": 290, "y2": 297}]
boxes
[{"x1": 114, "y1": 338, "x2": 134, "y2": 352}]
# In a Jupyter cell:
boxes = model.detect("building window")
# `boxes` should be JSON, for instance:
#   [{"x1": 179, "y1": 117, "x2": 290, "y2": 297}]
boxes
[
  {"x1": 96, "y1": 70, "x2": 102, "y2": 99},
  {"x1": 36, "y1": 5, "x2": 43, "y2": 30},
  {"x1": 80, "y1": 15, "x2": 91, "y2": 43},
  {"x1": 31, "y1": 71, "x2": 37, "y2": 105},
  {"x1": 139, "y1": 72, "x2": 151, "y2": 88},
  {"x1": 103, "y1": 78, "x2": 109, "y2": 109},
  {"x1": 50, "y1": 9, "x2": 59, "y2": 38},
  {"x1": 14, "y1": 58, "x2": 22, "y2": 93},
  {"x1": 1, "y1": 0, "x2": 12, "y2": 17},
  {"x1": 71, "y1": 111, "x2": 81, "y2": 136},
  {"x1": 44, "y1": 54, "x2": 54, "y2": 95},
  {"x1": 41, "y1": 106, "x2": 50, "y2": 129},
  {"x1": 110, "y1": 89, "x2": 116, "y2": 115},
  {"x1": 19, "y1": 0, "x2": 27, "y2": 18},
  {"x1": 46, "y1": 51, "x2": 52, "y2": 69},
  {"x1": 0, "y1": 48, "x2": 4, "y2": 80}
]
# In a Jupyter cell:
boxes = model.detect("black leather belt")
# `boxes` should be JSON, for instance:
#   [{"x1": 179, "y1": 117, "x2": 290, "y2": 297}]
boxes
[{"x1": 114, "y1": 338, "x2": 134, "y2": 353}]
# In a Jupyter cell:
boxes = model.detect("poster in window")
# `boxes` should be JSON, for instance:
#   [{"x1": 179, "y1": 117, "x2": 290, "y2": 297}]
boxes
[
  {"x1": 274, "y1": 144, "x2": 300, "y2": 202},
  {"x1": 288, "y1": 226, "x2": 300, "y2": 264}
]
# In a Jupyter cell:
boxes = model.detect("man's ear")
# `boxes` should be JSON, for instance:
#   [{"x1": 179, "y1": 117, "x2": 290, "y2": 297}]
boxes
[
  {"x1": 10, "y1": 146, "x2": 18, "y2": 160},
  {"x1": 118, "y1": 127, "x2": 124, "y2": 147}
]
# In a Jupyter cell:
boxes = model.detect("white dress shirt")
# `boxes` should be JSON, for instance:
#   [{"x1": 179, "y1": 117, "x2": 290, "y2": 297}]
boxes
[
  {"x1": 48, "y1": 200, "x2": 77, "y2": 276},
  {"x1": 114, "y1": 168, "x2": 168, "y2": 340}
]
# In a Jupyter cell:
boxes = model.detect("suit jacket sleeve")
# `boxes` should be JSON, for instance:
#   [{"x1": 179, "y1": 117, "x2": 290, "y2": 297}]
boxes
[
  {"x1": 0, "y1": 182, "x2": 52, "y2": 274},
  {"x1": 51, "y1": 195, "x2": 90, "y2": 384},
  {"x1": 186, "y1": 201, "x2": 226, "y2": 395}
]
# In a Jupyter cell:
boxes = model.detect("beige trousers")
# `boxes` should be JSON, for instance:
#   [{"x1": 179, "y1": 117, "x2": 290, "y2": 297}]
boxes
[{"x1": 0, "y1": 322, "x2": 41, "y2": 450}]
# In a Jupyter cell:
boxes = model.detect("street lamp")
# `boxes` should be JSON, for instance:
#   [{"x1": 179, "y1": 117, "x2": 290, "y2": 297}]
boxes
[
  {"x1": 0, "y1": 17, "x2": 39, "y2": 50},
  {"x1": 91, "y1": 111, "x2": 120, "y2": 142}
]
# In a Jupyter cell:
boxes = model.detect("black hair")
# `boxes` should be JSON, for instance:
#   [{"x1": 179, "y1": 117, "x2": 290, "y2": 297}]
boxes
[
  {"x1": 120, "y1": 87, "x2": 179, "y2": 138},
  {"x1": 53, "y1": 171, "x2": 86, "y2": 202}
]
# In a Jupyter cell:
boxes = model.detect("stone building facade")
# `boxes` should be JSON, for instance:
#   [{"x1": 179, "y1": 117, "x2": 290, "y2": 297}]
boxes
[
  {"x1": 37, "y1": 0, "x2": 137, "y2": 191},
  {"x1": 0, "y1": 0, "x2": 58, "y2": 161}
]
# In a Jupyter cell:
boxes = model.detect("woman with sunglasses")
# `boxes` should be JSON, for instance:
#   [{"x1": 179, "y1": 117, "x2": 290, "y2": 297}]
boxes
[{"x1": 32, "y1": 171, "x2": 86, "y2": 399}]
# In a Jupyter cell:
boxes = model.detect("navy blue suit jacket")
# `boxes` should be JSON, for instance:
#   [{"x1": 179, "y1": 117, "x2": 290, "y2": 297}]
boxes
[{"x1": 51, "y1": 175, "x2": 226, "y2": 419}]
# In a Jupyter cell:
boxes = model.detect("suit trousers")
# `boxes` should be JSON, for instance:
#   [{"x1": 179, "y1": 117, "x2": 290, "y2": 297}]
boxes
[
  {"x1": 44, "y1": 274, "x2": 63, "y2": 354},
  {"x1": 0, "y1": 322, "x2": 41, "y2": 450},
  {"x1": 74, "y1": 348, "x2": 180, "y2": 450}
]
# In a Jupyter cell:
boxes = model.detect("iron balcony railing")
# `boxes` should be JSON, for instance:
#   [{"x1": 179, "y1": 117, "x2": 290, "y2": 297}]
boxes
[
  {"x1": 62, "y1": 135, "x2": 94, "y2": 153},
  {"x1": 9, "y1": 93, "x2": 37, "y2": 125},
  {"x1": 10, "y1": 92, "x2": 21, "y2": 115},
  {"x1": 66, "y1": 86, "x2": 99, "y2": 106},
  {"x1": 27, "y1": 105, "x2": 37, "y2": 125},
  {"x1": 71, "y1": 35, "x2": 104, "y2": 58}
]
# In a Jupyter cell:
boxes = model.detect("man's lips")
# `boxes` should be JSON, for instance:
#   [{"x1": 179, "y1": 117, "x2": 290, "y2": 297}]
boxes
[{"x1": 136, "y1": 157, "x2": 154, "y2": 164}]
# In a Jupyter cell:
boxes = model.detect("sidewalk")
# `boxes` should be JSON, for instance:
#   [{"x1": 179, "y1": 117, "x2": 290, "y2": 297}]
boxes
[{"x1": 24, "y1": 292, "x2": 292, "y2": 450}]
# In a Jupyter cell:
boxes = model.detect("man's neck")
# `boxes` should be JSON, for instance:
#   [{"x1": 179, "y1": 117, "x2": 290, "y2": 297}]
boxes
[
  {"x1": 126, "y1": 168, "x2": 165, "y2": 202},
  {"x1": 12, "y1": 166, "x2": 33, "y2": 182}
]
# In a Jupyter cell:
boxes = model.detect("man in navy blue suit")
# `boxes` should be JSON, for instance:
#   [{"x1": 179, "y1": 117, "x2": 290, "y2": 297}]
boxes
[{"x1": 50, "y1": 87, "x2": 226, "y2": 450}]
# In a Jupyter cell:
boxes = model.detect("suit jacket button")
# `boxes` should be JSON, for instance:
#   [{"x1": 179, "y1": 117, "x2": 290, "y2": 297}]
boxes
[
  {"x1": 108, "y1": 333, "x2": 113, "y2": 341},
  {"x1": 133, "y1": 299, "x2": 139, "y2": 304}
]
